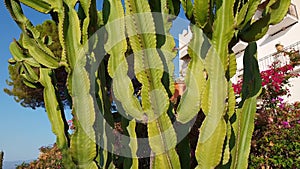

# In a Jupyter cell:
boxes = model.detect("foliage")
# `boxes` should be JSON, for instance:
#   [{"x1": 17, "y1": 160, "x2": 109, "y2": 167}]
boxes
[
  {"x1": 288, "y1": 50, "x2": 300, "y2": 63},
  {"x1": 249, "y1": 101, "x2": 300, "y2": 169},
  {"x1": 4, "y1": 0, "x2": 291, "y2": 168},
  {"x1": 16, "y1": 144, "x2": 63, "y2": 169},
  {"x1": 233, "y1": 60, "x2": 298, "y2": 109},
  {"x1": 233, "y1": 58, "x2": 300, "y2": 169}
]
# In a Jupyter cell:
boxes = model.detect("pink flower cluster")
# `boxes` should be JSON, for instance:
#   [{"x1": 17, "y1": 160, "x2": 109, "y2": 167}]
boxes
[
  {"x1": 260, "y1": 63, "x2": 295, "y2": 93},
  {"x1": 233, "y1": 62, "x2": 298, "y2": 96}
]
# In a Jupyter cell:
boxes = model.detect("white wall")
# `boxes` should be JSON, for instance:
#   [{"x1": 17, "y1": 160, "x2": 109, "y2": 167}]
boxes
[{"x1": 255, "y1": 0, "x2": 300, "y2": 103}]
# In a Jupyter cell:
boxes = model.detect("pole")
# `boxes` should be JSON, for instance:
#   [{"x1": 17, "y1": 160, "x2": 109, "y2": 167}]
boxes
[{"x1": 0, "y1": 151, "x2": 4, "y2": 169}]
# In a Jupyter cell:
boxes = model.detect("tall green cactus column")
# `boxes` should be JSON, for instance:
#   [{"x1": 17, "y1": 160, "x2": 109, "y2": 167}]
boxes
[{"x1": 0, "y1": 151, "x2": 4, "y2": 169}]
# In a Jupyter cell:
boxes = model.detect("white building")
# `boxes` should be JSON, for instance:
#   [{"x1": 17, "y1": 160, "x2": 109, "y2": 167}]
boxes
[{"x1": 178, "y1": 0, "x2": 300, "y2": 102}]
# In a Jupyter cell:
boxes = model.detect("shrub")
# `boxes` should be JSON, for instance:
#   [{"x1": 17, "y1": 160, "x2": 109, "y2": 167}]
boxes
[{"x1": 16, "y1": 144, "x2": 63, "y2": 169}]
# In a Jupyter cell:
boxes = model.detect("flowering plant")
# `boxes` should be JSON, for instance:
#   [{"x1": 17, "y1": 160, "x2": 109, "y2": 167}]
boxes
[
  {"x1": 287, "y1": 50, "x2": 300, "y2": 63},
  {"x1": 250, "y1": 101, "x2": 300, "y2": 168},
  {"x1": 234, "y1": 60, "x2": 300, "y2": 168},
  {"x1": 233, "y1": 61, "x2": 298, "y2": 109},
  {"x1": 16, "y1": 144, "x2": 63, "y2": 169}
]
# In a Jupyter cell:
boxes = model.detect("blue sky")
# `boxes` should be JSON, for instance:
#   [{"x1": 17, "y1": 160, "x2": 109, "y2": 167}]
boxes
[
  {"x1": 0, "y1": 1, "x2": 55, "y2": 162},
  {"x1": 0, "y1": 1, "x2": 188, "y2": 162}
]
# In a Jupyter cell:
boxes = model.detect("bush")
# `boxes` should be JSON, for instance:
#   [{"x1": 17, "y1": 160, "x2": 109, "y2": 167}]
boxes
[
  {"x1": 233, "y1": 59, "x2": 300, "y2": 168},
  {"x1": 16, "y1": 144, "x2": 63, "y2": 169},
  {"x1": 249, "y1": 102, "x2": 300, "y2": 169}
]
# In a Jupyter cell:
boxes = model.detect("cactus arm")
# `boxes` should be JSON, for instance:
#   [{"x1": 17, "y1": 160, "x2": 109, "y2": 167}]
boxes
[
  {"x1": 4, "y1": 0, "x2": 28, "y2": 28},
  {"x1": 51, "y1": 1, "x2": 67, "y2": 64},
  {"x1": 20, "y1": 0, "x2": 52, "y2": 13},
  {"x1": 69, "y1": 52, "x2": 98, "y2": 168},
  {"x1": 240, "y1": 42, "x2": 261, "y2": 103},
  {"x1": 62, "y1": 2, "x2": 97, "y2": 167},
  {"x1": 22, "y1": 34, "x2": 60, "y2": 68},
  {"x1": 39, "y1": 68, "x2": 75, "y2": 168},
  {"x1": 22, "y1": 62, "x2": 39, "y2": 82},
  {"x1": 236, "y1": 0, "x2": 260, "y2": 29},
  {"x1": 166, "y1": 0, "x2": 180, "y2": 16},
  {"x1": 127, "y1": 120, "x2": 139, "y2": 169},
  {"x1": 230, "y1": 42, "x2": 262, "y2": 169},
  {"x1": 267, "y1": 0, "x2": 291, "y2": 25},
  {"x1": 235, "y1": 2, "x2": 248, "y2": 28},
  {"x1": 211, "y1": 0, "x2": 235, "y2": 71},
  {"x1": 105, "y1": 0, "x2": 144, "y2": 120},
  {"x1": 5, "y1": 0, "x2": 60, "y2": 69},
  {"x1": 88, "y1": 0, "x2": 99, "y2": 34},
  {"x1": 193, "y1": 46, "x2": 227, "y2": 168},
  {"x1": 94, "y1": 70, "x2": 113, "y2": 169},
  {"x1": 63, "y1": 1, "x2": 82, "y2": 69},
  {"x1": 155, "y1": 0, "x2": 177, "y2": 98},
  {"x1": 231, "y1": 92, "x2": 261, "y2": 169},
  {"x1": 227, "y1": 82, "x2": 236, "y2": 119},
  {"x1": 200, "y1": 46, "x2": 227, "y2": 141},
  {"x1": 0, "y1": 151, "x2": 3, "y2": 169},
  {"x1": 78, "y1": 0, "x2": 91, "y2": 44},
  {"x1": 193, "y1": 0, "x2": 210, "y2": 28},
  {"x1": 103, "y1": 1, "x2": 140, "y2": 167},
  {"x1": 9, "y1": 40, "x2": 26, "y2": 62},
  {"x1": 9, "y1": 40, "x2": 40, "y2": 68},
  {"x1": 125, "y1": 0, "x2": 180, "y2": 168},
  {"x1": 228, "y1": 53, "x2": 237, "y2": 79},
  {"x1": 179, "y1": 0, "x2": 193, "y2": 20},
  {"x1": 176, "y1": 26, "x2": 206, "y2": 123},
  {"x1": 195, "y1": 119, "x2": 227, "y2": 168},
  {"x1": 239, "y1": 0, "x2": 291, "y2": 42}
]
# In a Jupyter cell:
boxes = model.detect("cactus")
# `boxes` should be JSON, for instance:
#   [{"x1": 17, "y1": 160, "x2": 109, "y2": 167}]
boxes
[{"x1": 5, "y1": 0, "x2": 290, "y2": 168}]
